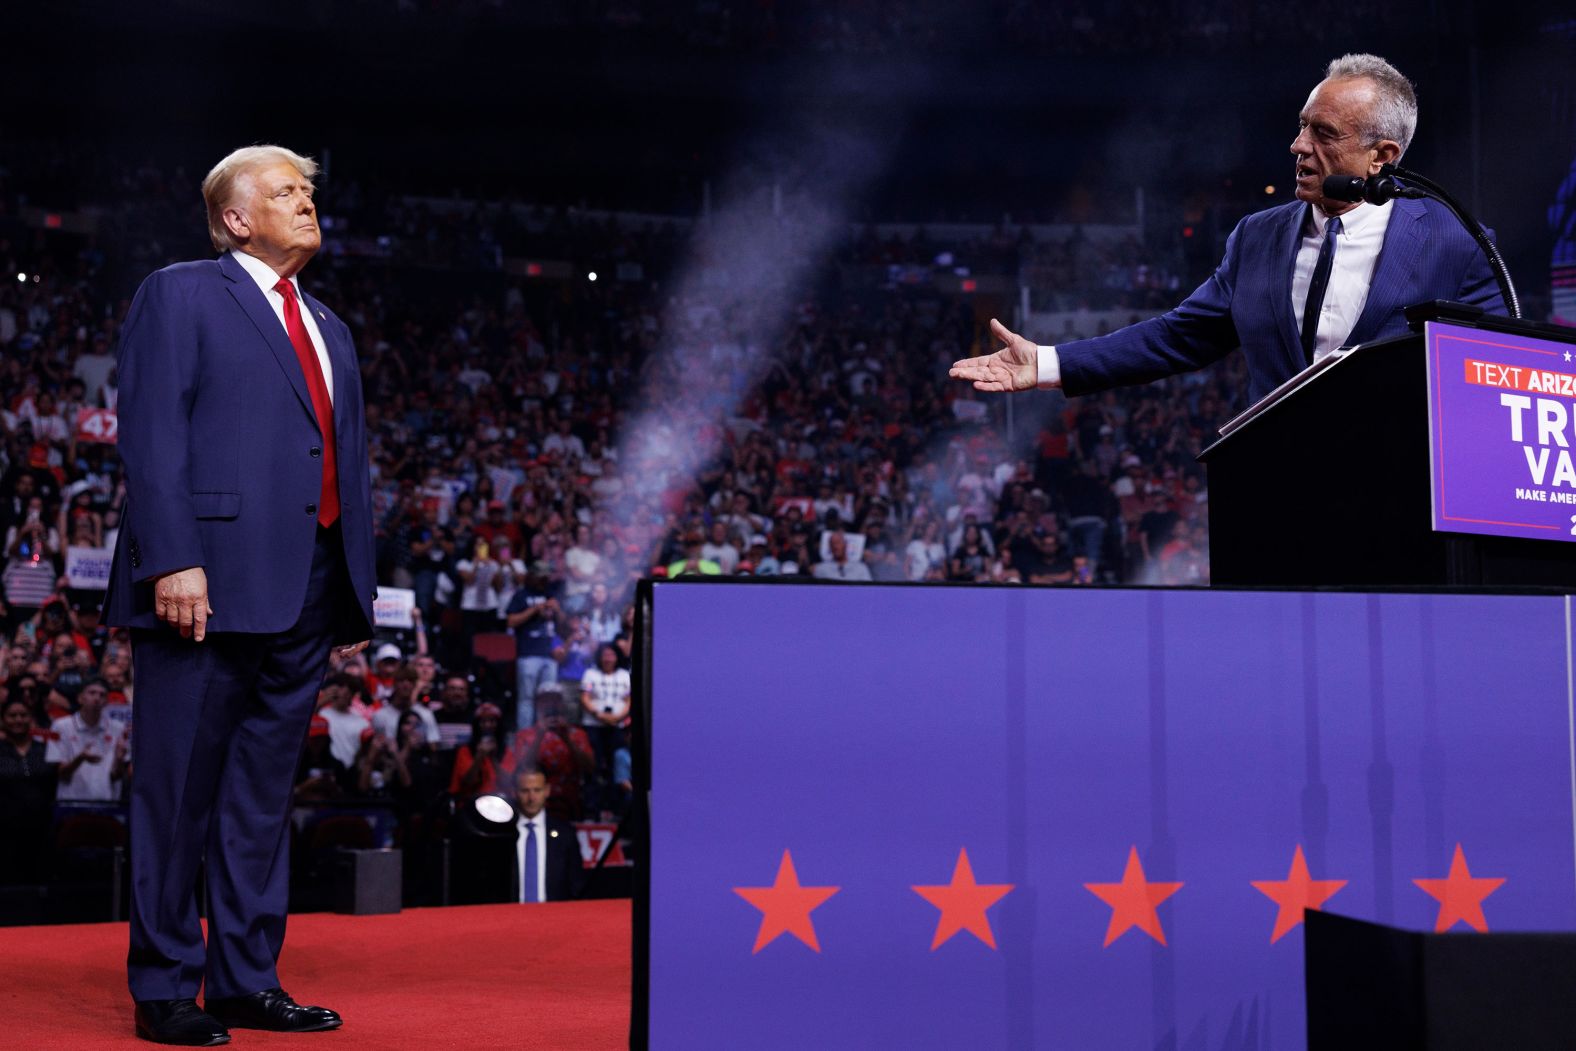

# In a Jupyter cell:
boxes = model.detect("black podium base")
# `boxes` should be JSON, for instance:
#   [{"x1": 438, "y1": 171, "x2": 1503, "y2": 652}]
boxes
[{"x1": 1305, "y1": 910, "x2": 1576, "y2": 1050}]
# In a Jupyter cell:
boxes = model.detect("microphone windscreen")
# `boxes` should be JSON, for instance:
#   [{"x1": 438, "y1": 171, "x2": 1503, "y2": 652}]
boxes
[{"x1": 1321, "y1": 175, "x2": 1366, "y2": 203}]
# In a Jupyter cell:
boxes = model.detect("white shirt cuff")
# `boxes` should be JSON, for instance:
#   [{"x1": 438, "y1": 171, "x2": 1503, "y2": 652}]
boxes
[{"x1": 1036, "y1": 345, "x2": 1062, "y2": 390}]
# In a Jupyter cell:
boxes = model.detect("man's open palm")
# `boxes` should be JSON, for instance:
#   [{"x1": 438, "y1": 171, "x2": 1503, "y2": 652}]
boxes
[{"x1": 950, "y1": 318, "x2": 1037, "y2": 392}]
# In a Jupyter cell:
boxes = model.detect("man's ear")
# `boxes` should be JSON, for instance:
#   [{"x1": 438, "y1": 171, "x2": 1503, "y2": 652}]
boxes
[
  {"x1": 1369, "y1": 139, "x2": 1402, "y2": 172},
  {"x1": 222, "y1": 206, "x2": 250, "y2": 244}
]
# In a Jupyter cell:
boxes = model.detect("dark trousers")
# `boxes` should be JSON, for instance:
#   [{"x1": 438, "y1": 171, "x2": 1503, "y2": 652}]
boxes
[{"x1": 127, "y1": 528, "x2": 346, "y2": 1000}]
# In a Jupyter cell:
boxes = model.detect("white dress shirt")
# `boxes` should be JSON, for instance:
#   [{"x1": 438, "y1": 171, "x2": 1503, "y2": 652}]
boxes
[
  {"x1": 229, "y1": 250, "x2": 334, "y2": 403},
  {"x1": 516, "y1": 810, "x2": 549, "y2": 903},
  {"x1": 1290, "y1": 200, "x2": 1391, "y2": 363},
  {"x1": 1034, "y1": 200, "x2": 1394, "y2": 387}
]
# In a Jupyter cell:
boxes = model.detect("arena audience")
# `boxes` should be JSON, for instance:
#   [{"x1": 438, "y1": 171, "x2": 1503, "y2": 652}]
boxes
[{"x1": 0, "y1": 148, "x2": 1253, "y2": 911}]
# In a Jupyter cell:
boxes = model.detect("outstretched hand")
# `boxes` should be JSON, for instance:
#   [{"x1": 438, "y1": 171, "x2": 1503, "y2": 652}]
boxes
[{"x1": 949, "y1": 318, "x2": 1038, "y2": 393}]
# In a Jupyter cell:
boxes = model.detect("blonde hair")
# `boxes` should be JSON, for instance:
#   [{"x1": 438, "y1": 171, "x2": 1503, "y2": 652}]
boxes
[{"x1": 201, "y1": 145, "x2": 319, "y2": 252}]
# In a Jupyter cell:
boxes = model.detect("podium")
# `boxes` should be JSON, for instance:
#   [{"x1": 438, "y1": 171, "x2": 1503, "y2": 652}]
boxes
[
  {"x1": 1304, "y1": 911, "x2": 1576, "y2": 1050},
  {"x1": 1198, "y1": 312, "x2": 1576, "y2": 588}
]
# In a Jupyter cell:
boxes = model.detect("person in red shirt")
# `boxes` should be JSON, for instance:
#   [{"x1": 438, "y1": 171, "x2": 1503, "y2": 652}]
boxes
[
  {"x1": 506, "y1": 688, "x2": 594, "y2": 820},
  {"x1": 448, "y1": 702, "x2": 511, "y2": 800}
]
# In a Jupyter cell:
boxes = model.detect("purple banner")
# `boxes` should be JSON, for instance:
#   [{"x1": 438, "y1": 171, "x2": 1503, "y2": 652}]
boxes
[
  {"x1": 644, "y1": 582, "x2": 1576, "y2": 1050},
  {"x1": 1426, "y1": 320, "x2": 1576, "y2": 541}
]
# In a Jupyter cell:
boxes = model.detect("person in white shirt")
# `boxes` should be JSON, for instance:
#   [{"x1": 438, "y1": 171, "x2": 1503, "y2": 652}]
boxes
[
  {"x1": 45, "y1": 678, "x2": 127, "y2": 801},
  {"x1": 370, "y1": 665, "x2": 440, "y2": 745},
  {"x1": 316, "y1": 675, "x2": 370, "y2": 768},
  {"x1": 813, "y1": 531, "x2": 872, "y2": 581}
]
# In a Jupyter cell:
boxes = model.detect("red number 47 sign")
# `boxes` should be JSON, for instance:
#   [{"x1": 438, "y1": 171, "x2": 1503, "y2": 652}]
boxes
[{"x1": 76, "y1": 408, "x2": 118, "y2": 444}]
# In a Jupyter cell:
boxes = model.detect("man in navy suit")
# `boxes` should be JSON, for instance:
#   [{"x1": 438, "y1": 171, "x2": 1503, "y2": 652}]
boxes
[
  {"x1": 951, "y1": 54, "x2": 1504, "y2": 403},
  {"x1": 105, "y1": 145, "x2": 376, "y2": 1045}
]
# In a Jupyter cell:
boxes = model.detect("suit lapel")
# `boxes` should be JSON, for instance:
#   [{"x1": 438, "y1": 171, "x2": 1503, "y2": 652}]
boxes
[
  {"x1": 1268, "y1": 204, "x2": 1308, "y2": 375},
  {"x1": 1348, "y1": 198, "x2": 1424, "y2": 345},
  {"x1": 219, "y1": 252, "x2": 318, "y2": 425}
]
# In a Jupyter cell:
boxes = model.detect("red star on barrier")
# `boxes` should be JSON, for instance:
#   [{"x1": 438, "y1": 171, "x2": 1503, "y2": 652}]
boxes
[
  {"x1": 733, "y1": 850, "x2": 841, "y2": 953},
  {"x1": 1413, "y1": 844, "x2": 1505, "y2": 933},
  {"x1": 911, "y1": 848, "x2": 1015, "y2": 950},
  {"x1": 1250, "y1": 845, "x2": 1348, "y2": 943},
  {"x1": 1084, "y1": 846, "x2": 1183, "y2": 947}
]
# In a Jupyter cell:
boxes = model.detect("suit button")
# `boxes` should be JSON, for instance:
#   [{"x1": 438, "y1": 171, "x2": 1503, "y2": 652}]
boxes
[
  {"x1": 310, "y1": 446, "x2": 321, "y2": 458},
  {"x1": 305, "y1": 504, "x2": 317, "y2": 516}
]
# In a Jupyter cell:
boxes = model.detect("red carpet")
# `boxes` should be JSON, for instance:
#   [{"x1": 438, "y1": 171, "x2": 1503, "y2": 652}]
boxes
[{"x1": 0, "y1": 901, "x2": 630, "y2": 1050}]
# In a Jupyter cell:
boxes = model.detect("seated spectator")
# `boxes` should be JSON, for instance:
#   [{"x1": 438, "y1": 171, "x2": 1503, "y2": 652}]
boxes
[
  {"x1": 293, "y1": 716, "x2": 352, "y2": 802},
  {"x1": 372, "y1": 663, "x2": 440, "y2": 745},
  {"x1": 45, "y1": 677, "x2": 126, "y2": 801},
  {"x1": 506, "y1": 689, "x2": 594, "y2": 821},
  {"x1": 700, "y1": 520, "x2": 740, "y2": 575},
  {"x1": 813, "y1": 531, "x2": 872, "y2": 581},
  {"x1": 0, "y1": 694, "x2": 56, "y2": 884},
  {"x1": 429, "y1": 673, "x2": 477, "y2": 751},
  {"x1": 666, "y1": 532, "x2": 722, "y2": 579},
  {"x1": 946, "y1": 524, "x2": 990, "y2": 582},
  {"x1": 449, "y1": 702, "x2": 511, "y2": 800},
  {"x1": 352, "y1": 728, "x2": 402, "y2": 798},
  {"x1": 391, "y1": 710, "x2": 448, "y2": 821},
  {"x1": 316, "y1": 673, "x2": 371, "y2": 768}
]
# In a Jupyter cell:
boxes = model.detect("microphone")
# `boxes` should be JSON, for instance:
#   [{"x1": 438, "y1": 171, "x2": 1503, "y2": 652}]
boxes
[
  {"x1": 1321, "y1": 174, "x2": 1366, "y2": 203},
  {"x1": 1319, "y1": 163, "x2": 1521, "y2": 318},
  {"x1": 1320, "y1": 172, "x2": 1414, "y2": 205}
]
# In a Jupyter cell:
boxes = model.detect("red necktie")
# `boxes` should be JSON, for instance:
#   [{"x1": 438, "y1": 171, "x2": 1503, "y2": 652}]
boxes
[{"x1": 274, "y1": 278, "x2": 340, "y2": 527}]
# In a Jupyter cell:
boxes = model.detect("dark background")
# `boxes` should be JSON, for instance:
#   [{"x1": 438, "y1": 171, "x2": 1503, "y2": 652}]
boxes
[{"x1": 7, "y1": 0, "x2": 1576, "y2": 308}]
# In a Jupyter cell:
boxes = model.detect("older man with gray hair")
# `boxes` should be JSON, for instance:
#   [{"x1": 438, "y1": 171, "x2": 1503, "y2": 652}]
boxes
[
  {"x1": 953, "y1": 54, "x2": 1504, "y2": 404},
  {"x1": 105, "y1": 144, "x2": 377, "y2": 1044}
]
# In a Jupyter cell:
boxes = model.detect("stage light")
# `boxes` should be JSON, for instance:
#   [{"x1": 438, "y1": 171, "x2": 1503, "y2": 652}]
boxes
[
  {"x1": 15, "y1": 273, "x2": 23, "y2": 283},
  {"x1": 1182, "y1": 226, "x2": 1195, "y2": 239},
  {"x1": 1264, "y1": 185, "x2": 1276, "y2": 195},
  {"x1": 31, "y1": 274, "x2": 40, "y2": 283},
  {"x1": 473, "y1": 794, "x2": 514, "y2": 825},
  {"x1": 587, "y1": 271, "x2": 598, "y2": 282},
  {"x1": 453, "y1": 792, "x2": 517, "y2": 839}
]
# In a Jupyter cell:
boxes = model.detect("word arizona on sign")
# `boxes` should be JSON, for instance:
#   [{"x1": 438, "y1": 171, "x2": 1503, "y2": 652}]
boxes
[{"x1": 1427, "y1": 322, "x2": 1576, "y2": 540}]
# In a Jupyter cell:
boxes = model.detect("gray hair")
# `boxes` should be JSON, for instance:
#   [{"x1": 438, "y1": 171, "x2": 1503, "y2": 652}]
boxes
[
  {"x1": 201, "y1": 144, "x2": 319, "y2": 253},
  {"x1": 1324, "y1": 53, "x2": 1418, "y2": 158}
]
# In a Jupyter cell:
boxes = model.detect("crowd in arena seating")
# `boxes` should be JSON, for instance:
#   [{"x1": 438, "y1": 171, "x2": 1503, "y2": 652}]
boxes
[{"x1": 0, "y1": 157, "x2": 1244, "y2": 913}]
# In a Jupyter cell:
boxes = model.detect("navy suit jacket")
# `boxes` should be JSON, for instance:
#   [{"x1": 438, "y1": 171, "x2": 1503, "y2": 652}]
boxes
[
  {"x1": 512, "y1": 815, "x2": 587, "y2": 902},
  {"x1": 105, "y1": 252, "x2": 376, "y2": 641},
  {"x1": 1057, "y1": 197, "x2": 1505, "y2": 403}
]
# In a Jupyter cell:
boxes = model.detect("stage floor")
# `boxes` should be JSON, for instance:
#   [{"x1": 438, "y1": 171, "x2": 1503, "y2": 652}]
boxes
[{"x1": 0, "y1": 900, "x2": 630, "y2": 1049}]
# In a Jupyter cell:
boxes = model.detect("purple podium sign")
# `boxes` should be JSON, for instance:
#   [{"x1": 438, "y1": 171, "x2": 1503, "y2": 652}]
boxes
[{"x1": 1426, "y1": 320, "x2": 1576, "y2": 541}]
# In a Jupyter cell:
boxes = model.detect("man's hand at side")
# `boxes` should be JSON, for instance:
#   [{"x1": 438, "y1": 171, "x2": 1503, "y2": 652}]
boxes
[
  {"x1": 949, "y1": 318, "x2": 1038, "y2": 392},
  {"x1": 155, "y1": 567, "x2": 212, "y2": 641},
  {"x1": 334, "y1": 640, "x2": 370, "y2": 661}
]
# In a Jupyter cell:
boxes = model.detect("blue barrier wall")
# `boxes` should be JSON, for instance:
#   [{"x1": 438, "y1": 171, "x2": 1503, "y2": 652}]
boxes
[{"x1": 644, "y1": 583, "x2": 1576, "y2": 1050}]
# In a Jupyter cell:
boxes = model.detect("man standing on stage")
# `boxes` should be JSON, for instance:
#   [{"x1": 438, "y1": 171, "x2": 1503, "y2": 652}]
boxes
[
  {"x1": 951, "y1": 54, "x2": 1504, "y2": 403},
  {"x1": 105, "y1": 145, "x2": 377, "y2": 1045}
]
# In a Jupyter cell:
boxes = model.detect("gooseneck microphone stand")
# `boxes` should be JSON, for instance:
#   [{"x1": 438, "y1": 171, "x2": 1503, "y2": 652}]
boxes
[{"x1": 1327, "y1": 163, "x2": 1521, "y2": 319}]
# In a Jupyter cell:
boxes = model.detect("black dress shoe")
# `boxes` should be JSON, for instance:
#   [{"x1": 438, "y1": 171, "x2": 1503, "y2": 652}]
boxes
[
  {"x1": 134, "y1": 999, "x2": 231, "y2": 1046},
  {"x1": 205, "y1": 987, "x2": 342, "y2": 1032}
]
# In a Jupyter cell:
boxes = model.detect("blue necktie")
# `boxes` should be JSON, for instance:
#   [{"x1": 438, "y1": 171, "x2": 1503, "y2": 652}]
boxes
[
  {"x1": 1300, "y1": 214, "x2": 1343, "y2": 365},
  {"x1": 523, "y1": 821, "x2": 540, "y2": 903}
]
